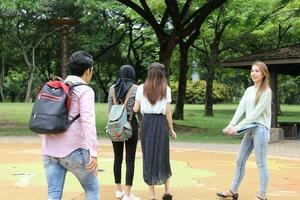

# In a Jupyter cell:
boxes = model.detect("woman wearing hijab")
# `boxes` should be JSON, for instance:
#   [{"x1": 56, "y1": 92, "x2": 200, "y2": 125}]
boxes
[{"x1": 108, "y1": 65, "x2": 140, "y2": 200}]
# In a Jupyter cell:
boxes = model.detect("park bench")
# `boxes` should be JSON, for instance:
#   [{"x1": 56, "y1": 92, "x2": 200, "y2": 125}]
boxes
[{"x1": 278, "y1": 122, "x2": 300, "y2": 139}]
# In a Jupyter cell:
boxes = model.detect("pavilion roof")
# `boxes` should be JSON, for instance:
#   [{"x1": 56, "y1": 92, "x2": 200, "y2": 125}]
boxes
[{"x1": 221, "y1": 44, "x2": 300, "y2": 75}]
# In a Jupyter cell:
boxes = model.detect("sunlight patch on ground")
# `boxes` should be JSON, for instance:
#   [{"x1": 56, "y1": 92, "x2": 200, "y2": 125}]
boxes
[{"x1": 0, "y1": 157, "x2": 216, "y2": 191}]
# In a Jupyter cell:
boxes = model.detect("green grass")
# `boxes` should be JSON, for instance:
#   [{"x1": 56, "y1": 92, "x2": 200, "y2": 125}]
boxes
[
  {"x1": 174, "y1": 104, "x2": 241, "y2": 143},
  {"x1": 0, "y1": 103, "x2": 300, "y2": 143}
]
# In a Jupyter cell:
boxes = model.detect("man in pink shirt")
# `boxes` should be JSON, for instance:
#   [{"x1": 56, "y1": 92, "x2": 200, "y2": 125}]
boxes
[{"x1": 41, "y1": 51, "x2": 99, "y2": 200}]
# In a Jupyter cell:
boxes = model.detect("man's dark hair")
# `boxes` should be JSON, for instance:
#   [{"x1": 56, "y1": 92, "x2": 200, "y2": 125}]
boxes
[{"x1": 68, "y1": 51, "x2": 94, "y2": 77}]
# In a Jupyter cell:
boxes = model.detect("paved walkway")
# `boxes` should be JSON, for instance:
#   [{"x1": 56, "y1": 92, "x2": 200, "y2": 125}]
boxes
[
  {"x1": 1, "y1": 136, "x2": 300, "y2": 200},
  {"x1": 1, "y1": 136, "x2": 299, "y2": 159},
  {"x1": 171, "y1": 139, "x2": 300, "y2": 159}
]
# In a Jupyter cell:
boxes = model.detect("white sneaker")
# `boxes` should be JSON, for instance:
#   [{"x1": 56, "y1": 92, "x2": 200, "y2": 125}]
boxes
[
  {"x1": 122, "y1": 193, "x2": 140, "y2": 200},
  {"x1": 115, "y1": 191, "x2": 124, "y2": 199}
]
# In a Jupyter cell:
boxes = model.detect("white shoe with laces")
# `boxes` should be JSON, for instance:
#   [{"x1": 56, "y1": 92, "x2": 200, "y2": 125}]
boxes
[
  {"x1": 115, "y1": 191, "x2": 124, "y2": 199},
  {"x1": 122, "y1": 193, "x2": 140, "y2": 200}
]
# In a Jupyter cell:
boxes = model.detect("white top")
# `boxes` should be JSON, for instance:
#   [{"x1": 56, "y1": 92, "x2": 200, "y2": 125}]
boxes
[
  {"x1": 230, "y1": 86, "x2": 272, "y2": 130},
  {"x1": 136, "y1": 84, "x2": 171, "y2": 115}
]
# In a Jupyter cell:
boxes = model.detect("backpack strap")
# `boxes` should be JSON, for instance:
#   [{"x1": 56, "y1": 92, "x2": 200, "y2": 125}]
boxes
[
  {"x1": 66, "y1": 82, "x2": 88, "y2": 126},
  {"x1": 68, "y1": 82, "x2": 87, "y2": 96},
  {"x1": 67, "y1": 114, "x2": 81, "y2": 127},
  {"x1": 112, "y1": 85, "x2": 133, "y2": 105},
  {"x1": 124, "y1": 86, "x2": 134, "y2": 121},
  {"x1": 112, "y1": 87, "x2": 117, "y2": 105},
  {"x1": 123, "y1": 86, "x2": 133, "y2": 106},
  {"x1": 112, "y1": 86, "x2": 134, "y2": 121}
]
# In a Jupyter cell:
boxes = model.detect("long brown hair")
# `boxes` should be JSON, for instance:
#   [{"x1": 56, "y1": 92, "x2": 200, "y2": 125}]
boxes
[
  {"x1": 143, "y1": 62, "x2": 167, "y2": 105},
  {"x1": 253, "y1": 61, "x2": 270, "y2": 105}
]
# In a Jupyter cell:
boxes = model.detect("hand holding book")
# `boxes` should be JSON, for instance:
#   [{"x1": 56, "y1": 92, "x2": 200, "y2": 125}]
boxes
[
  {"x1": 223, "y1": 123, "x2": 257, "y2": 136},
  {"x1": 223, "y1": 125, "x2": 237, "y2": 135}
]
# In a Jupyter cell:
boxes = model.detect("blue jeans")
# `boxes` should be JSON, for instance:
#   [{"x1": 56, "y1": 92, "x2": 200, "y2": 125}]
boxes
[
  {"x1": 230, "y1": 124, "x2": 270, "y2": 198},
  {"x1": 43, "y1": 148, "x2": 99, "y2": 200}
]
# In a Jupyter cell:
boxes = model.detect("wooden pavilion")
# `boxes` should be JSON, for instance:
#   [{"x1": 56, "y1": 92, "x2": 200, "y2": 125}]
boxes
[{"x1": 221, "y1": 44, "x2": 300, "y2": 139}]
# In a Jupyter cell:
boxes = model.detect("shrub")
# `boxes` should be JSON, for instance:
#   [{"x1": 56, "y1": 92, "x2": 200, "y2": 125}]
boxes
[{"x1": 170, "y1": 80, "x2": 230, "y2": 104}]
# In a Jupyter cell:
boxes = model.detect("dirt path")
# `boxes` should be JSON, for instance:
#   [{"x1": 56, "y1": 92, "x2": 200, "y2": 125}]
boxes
[{"x1": 0, "y1": 137, "x2": 299, "y2": 200}]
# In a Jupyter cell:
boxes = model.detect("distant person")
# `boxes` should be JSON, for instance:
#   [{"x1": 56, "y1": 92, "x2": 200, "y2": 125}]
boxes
[
  {"x1": 107, "y1": 65, "x2": 140, "y2": 200},
  {"x1": 133, "y1": 62, "x2": 177, "y2": 200},
  {"x1": 41, "y1": 51, "x2": 99, "y2": 200},
  {"x1": 217, "y1": 61, "x2": 272, "y2": 200}
]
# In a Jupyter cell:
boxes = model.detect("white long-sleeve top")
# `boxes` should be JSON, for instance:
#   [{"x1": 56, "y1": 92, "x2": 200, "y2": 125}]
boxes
[{"x1": 229, "y1": 86, "x2": 272, "y2": 130}]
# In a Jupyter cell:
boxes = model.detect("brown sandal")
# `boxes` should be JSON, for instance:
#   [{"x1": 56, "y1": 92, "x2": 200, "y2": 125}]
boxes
[
  {"x1": 162, "y1": 193, "x2": 172, "y2": 200},
  {"x1": 216, "y1": 189, "x2": 239, "y2": 200}
]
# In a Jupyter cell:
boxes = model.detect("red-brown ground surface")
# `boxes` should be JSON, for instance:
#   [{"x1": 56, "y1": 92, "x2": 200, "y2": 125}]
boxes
[{"x1": 0, "y1": 140, "x2": 299, "y2": 200}]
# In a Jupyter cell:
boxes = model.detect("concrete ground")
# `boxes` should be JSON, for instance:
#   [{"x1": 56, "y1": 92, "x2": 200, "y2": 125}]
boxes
[{"x1": 0, "y1": 136, "x2": 299, "y2": 200}]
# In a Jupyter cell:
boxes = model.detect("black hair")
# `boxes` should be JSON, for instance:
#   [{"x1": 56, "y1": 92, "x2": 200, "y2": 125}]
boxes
[
  {"x1": 118, "y1": 64, "x2": 136, "y2": 81},
  {"x1": 68, "y1": 51, "x2": 94, "y2": 77}
]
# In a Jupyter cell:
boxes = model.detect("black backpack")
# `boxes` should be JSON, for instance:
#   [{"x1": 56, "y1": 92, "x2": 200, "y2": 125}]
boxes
[{"x1": 29, "y1": 78, "x2": 86, "y2": 134}]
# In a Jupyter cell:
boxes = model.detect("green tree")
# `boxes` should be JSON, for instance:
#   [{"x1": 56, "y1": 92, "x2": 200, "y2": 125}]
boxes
[
  {"x1": 1, "y1": 1, "x2": 60, "y2": 102},
  {"x1": 114, "y1": 0, "x2": 227, "y2": 119},
  {"x1": 192, "y1": 0, "x2": 298, "y2": 116}
]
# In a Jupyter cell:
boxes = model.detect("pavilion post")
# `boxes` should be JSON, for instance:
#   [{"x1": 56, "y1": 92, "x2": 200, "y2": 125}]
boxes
[
  {"x1": 49, "y1": 18, "x2": 79, "y2": 79},
  {"x1": 270, "y1": 70, "x2": 278, "y2": 127},
  {"x1": 60, "y1": 26, "x2": 68, "y2": 79}
]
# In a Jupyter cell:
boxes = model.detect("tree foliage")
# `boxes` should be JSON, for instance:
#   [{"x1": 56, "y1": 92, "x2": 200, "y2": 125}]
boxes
[{"x1": 0, "y1": 0, "x2": 299, "y2": 107}]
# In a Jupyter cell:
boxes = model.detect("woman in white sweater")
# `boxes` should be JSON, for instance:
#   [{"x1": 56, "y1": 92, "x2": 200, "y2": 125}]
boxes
[{"x1": 217, "y1": 61, "x2": 272, "y2": 200}]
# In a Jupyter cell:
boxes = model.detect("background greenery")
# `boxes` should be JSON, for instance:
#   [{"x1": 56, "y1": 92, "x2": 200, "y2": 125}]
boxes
[
  {"x1": 170, "y1": 80, "x2": 231, "y2": 104},
  {"x1": 0, "y1": 0, "x2": 299, "y2": 105},
  {"x1": 0, "y1": 103, "x2": 299, "y2": 143},
  {"x1": 0, "y1": 1, "x2": 299, "y2": 136}
]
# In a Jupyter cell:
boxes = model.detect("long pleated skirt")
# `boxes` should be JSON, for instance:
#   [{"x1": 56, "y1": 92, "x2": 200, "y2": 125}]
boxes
[{"x1": 140, "y1": 114, "x2": 172, "y2": 185}]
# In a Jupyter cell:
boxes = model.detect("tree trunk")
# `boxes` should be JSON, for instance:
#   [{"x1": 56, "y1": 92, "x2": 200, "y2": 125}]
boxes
[
  {"x1": 10, "y1": 91, "x2": 16, "y2": 102},
  {"x1": 25, "y1": 70, "x2": 34, "y2": 103},
  {"x1": 159, "y1": 41, "x2": 176, "y2": 78},
  {"x1": 0, "y1": 56, "x2": 5, "y2": 102},
  {"x1": 205, "y1": 47, "x2": 218, "y2": 116},
  {"x1": 173, "y1": 42, "x2": 189, "y2": 120},
  {"x1": 205, "y1": 65, "x2": 215, "y2": 116},
  {"x1": 23, "y1": 49, "x2": 34, "y2": 103},
  {"x1": 10, "y1": 28, "x2": 59, "y2": 102}
]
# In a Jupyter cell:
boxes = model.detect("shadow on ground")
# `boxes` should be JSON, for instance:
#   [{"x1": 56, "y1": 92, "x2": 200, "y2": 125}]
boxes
[{"x1": 0, "y1": 141, "x2": 300, "y2": 200}]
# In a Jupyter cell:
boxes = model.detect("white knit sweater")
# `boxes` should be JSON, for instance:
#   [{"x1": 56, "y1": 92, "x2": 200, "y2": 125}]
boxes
[{"x1": 229, "y1": 86, "x2": 272, "y2": 130}]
